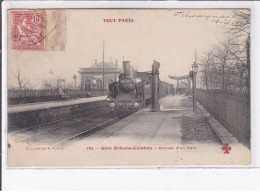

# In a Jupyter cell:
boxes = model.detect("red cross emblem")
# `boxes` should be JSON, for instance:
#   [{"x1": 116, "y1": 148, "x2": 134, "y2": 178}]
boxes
[{"x1": 222, "y1": 144, "x2": 231, "y2": 154}]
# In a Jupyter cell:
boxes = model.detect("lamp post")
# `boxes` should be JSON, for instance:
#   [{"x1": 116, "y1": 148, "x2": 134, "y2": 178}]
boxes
[
  {"x1": 73, "y1": 74, "x2": 77, "y2": 97},
  {"x1": 192, "y1": 61, "x2": 198, "y2": 112}
]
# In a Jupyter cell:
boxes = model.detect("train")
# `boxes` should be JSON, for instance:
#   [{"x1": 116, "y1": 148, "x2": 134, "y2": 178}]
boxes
[{"x1": 106, "y1": 61, "x2": 174, "y2": 114}]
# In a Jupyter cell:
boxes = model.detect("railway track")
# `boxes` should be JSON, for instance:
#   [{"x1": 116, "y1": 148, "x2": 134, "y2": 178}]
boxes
[
  {"x1": 8, "y1": 106, "x2": 137, "y2": 146},
  {"x1": 54, "y1": 117, "x2": 119, "y2": 146},
  {"x1": 9, "y1": 107, "x2": 106, "y2": 134},
  {"x1": 8, "y1": 102, "x2": 105, "y2": 133}
]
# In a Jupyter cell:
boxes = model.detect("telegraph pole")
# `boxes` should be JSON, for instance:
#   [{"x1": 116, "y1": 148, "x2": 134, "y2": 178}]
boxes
[
  {"x1": 195, "y1": 48, "x2": 197, "y2": 63},
  {"x1": 103, "y1": 40, "x2": 105, "y2": 91}
]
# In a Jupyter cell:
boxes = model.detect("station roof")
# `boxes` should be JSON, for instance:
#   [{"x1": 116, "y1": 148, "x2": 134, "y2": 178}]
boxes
[{"x1": 79, "y1": 61, "x2": 122, "y2": 74}]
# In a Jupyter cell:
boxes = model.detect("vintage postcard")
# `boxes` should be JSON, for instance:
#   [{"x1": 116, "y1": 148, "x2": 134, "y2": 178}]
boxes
[{"x1": 6, "y1": 8, "x2": 251, "y2": 167}]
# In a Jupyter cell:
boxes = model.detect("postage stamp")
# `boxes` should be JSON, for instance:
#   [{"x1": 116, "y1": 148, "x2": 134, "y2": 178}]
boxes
[{"x1": 12, "y1": 10, "x2": 46, "y2": 50}]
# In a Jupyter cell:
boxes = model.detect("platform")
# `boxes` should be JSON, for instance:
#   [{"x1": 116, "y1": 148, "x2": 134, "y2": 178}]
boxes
[
  {"x1": 8, "y1": 96, "x2": 107, "y2": 114},
  {"x1": 70, "y1": 95, "x2": 250, "y2": 166},
  {"x1": 82, "y1": 95, "x2": 193, "y2": 146},
  {"x1": 8, "y1": 96, "x2": 108, "y2": 131}
]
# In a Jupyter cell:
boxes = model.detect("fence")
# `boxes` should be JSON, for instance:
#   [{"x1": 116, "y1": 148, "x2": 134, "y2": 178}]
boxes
[
  {"x1": 196, "y1": 89, "x2": 250, "y2": 145},
  {"x1": 8, "y1": 89, "x2": 58, "y2": 98},
  {"x1": 85, "y1": 89, "x2": 109, "y2": 97}
]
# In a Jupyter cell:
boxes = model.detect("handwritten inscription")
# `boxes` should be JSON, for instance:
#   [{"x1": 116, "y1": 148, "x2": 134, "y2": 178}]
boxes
[
  {"x1": 172, "y1": 10, "x2": 243, "y2": 27},
  {"x1": 173, "y1": 11, "x2": 232, "y2": 20}
]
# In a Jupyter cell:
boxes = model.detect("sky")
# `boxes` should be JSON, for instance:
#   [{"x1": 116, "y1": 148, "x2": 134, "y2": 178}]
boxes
[{"x1": 7, "y1": 9, "x2": 236, "y2": 89}]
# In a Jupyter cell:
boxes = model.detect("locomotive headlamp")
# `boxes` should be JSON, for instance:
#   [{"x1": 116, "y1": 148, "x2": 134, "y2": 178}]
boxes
[
  {"x1": 135, "y1": 78, "x2": 142, "y2": 83},
  {"x1": 109, "y1": 103, "x2": 115, "y2": 108},
  {"x1": 134, "y1": 102, "x2": 139, "y2": 108}
]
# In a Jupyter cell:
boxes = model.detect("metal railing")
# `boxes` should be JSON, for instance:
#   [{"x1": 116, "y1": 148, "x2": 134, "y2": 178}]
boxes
[{"x1": 196, "y1": 88, "x2": 250, "y2": 145}]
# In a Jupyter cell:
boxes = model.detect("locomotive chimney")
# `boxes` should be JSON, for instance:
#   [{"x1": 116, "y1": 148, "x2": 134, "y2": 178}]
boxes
[{"x1": 123, "y1": 61, "x2": 131, "y2": 76}]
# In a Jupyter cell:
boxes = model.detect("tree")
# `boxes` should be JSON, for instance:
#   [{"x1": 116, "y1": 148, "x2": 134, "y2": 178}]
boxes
[
  {"x1": 198, "y1": 10, "x2": 250, "y2": 93},
  {"x1": 41, "y1": 79, "x2": 57, "y2": 90},
  {"x1": 226, "y1": 10, "x2": 250, "y2": 92},
  {"x1": 12, "y1": 65, "x2": 33, "y2": 91},
  {"x1": 199, "y1": 51, "x2": 214, "y2": 90}
]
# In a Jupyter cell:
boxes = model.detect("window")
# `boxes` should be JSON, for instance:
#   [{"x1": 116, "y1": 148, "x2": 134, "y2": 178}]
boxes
[
  {"x1": 96, "y1": 79, "x2": 102, "y2": 90},
  {"x1": 85, "y1": 79, "x2": 91, "y2": 90}
]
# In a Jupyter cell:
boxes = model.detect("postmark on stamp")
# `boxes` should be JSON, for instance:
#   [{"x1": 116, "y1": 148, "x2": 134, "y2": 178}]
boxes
[{"x1": 12, "y1": 10, "x2": 46, "y2": 50}]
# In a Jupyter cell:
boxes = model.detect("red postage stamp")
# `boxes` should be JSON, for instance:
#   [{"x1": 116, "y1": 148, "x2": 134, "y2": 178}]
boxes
[{"x1": 12, "y1": 10, "x2": 46, "y2": 50}]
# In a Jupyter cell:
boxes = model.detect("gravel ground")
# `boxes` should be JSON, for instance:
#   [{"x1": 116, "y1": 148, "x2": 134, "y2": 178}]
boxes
[{"x1": 181, "y1": 112, "x2": 221, "y2": 145}]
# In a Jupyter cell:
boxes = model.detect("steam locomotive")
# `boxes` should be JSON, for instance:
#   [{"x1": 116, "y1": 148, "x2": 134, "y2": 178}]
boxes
[{"x1": 106, "y1": 61, "x2": 173, "y2": 114}]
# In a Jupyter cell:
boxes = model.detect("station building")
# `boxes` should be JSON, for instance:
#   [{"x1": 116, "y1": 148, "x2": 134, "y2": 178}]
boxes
[{"x1": 79, "y1": 59, "x2": 122, "y2": 90}]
